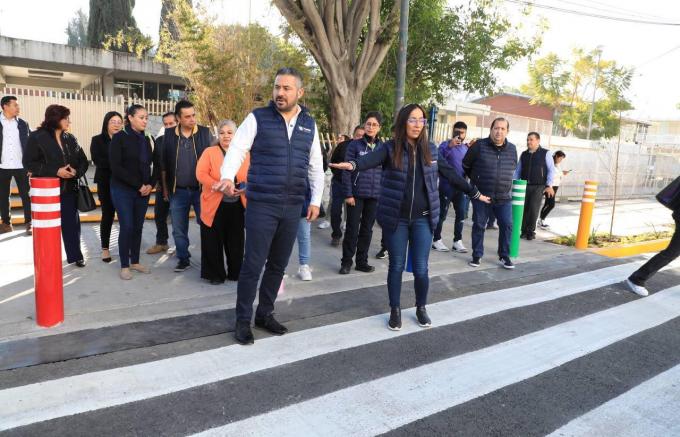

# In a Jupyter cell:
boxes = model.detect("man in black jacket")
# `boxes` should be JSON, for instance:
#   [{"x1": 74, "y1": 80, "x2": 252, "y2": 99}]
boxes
[
  {"x1": 513, "y1": 132, "x2": 555, "y2": 240},
  {"x1": 147, "y1": 112, "x2": 177, "y2": 255},
  {"x1": 462, "y1": 117, "x2": 518, "y2": 270},
  {"x1": 0, "y1": 96, "x2": 31, "y2": 234},
  {"x1": 161, "y1": 101, "x2": 213, "y2": 272},
  {"x1": 329, "y1": 125, "x2": 364, "y2": 245}
]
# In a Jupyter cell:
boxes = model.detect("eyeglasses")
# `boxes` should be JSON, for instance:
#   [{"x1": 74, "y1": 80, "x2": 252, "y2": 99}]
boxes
[
  {"x1": 407, "y1": 118, "x2": 427, "y2": 126},
  {"x1": 365, "y1": 122, "x2": 380, "y2": 128}
]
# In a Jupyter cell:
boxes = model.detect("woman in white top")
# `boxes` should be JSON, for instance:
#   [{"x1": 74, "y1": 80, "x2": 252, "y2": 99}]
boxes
[{"x1": 539, "y1": 150, "x2": 569, "y2": 228}]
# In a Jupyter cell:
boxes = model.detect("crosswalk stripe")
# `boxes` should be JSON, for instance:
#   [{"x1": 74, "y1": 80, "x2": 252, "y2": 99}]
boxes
[
  {"x1": 0, "y1": 262, "x2": 640, "y2": 431},
  {"x1": 547, "y1": 364, "x2": 680, "y2": 437},
  {"x1": 192, "y1": 285, "x2": 680, "y2": 437}
]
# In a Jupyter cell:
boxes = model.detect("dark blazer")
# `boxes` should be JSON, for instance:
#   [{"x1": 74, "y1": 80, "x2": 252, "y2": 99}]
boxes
[
  {"x1": 109, "y1": 127, "x2": 157, "y2": 190},
  {"x1": 23, "y1": 128, "x2": 88, "y2": 193},
  {"x1": 90, "y1": 133, "x2": 113, "y2": 184},
  {"x1": 0, "y1": 117, "x2": 30, "y2": 167},
  {"x1": 161, "y1": 125, "x2": 212, "y2": 195}
]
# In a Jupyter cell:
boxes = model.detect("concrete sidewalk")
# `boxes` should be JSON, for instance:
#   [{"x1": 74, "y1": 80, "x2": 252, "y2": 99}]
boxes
[
  {"x1": 0, "y1": 211, "x2": 581, "y2": 343},
  {"x1": 2, "y1": 195, "x2": 674, "y2": 343}
]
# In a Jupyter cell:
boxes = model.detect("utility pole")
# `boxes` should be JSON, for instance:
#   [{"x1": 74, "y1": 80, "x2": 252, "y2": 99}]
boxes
[
  {"x1": 586, "y1": 47, "x2": 603, "y2": 140},
  {"x1": 609, "y1": 110, "x2": 623, "y2": 237},
  {"x1": 394, "y1": 0, "x2": 410, "y2": 117}
]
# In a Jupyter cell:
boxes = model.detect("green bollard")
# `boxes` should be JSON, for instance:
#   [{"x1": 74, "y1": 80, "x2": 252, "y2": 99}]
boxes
[{"x1": 510, "y1": 179, "x2": 527, "y2": 258}]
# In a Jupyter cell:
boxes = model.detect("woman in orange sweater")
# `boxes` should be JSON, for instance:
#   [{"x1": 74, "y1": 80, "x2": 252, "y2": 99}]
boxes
[{"x1": 196, "y1": 120, "x2": 249, "y2": 284}]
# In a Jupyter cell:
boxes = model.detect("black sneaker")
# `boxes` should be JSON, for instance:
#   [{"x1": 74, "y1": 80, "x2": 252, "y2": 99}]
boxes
[
  {"x1": 469, "y1": 257, "x2": 481, "y2": 267},
  {"x1": 331, "y1": 237, "x2": 341, "y2": 247},
  {"x1": 416, "y1": 306, "x2": 431, "y2": 327},
  {"x1": 355, "y1": 264, "x2": 375, "y2": 273},
  {"x1": 339, "y1": 264, "x2": 351, "y2": 274},
  {"x1": 499, "y1": 256, "x2": 515, "y2": 269},
  {"x1": 234, "y1": 320, "x2": 254, "y2": 345},
  {"x1": 376, "y1": 248, "x2": 388, "y2": 259},
  {"x1": 526, "y1": 234, "x2": 536, "y2": 241},
  {"x1": 174, "y1": 259, "x2": 191, "y2": 272},
  {"x1": 388, "y1": 307, "x2": 402, "y2": 331},
  {"x1": 254, "y1": 314, "x2": 289, "y2": 335}
]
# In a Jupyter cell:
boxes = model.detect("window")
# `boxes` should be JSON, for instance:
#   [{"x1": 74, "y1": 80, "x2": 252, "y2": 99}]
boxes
[
  {"x1": 159, "y1": 83, "x2": 172, "y2": 101},
  {"x1": 144, "y1": 82, "x2": 158, "y2": 100}
]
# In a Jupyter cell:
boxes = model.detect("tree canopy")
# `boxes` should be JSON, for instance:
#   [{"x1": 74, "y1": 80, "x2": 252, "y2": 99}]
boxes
[
  {"x1": 521, "y1": 48, "x2": 634, "y2": 139},
  {"x1": 66, "y1": 9, "x2": 88, "y2": 48}
]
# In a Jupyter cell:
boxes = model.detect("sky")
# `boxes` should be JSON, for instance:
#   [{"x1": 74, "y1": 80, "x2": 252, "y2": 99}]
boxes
[{"x1": 1, "y1": 0, "x2": 679, "y2": 120}]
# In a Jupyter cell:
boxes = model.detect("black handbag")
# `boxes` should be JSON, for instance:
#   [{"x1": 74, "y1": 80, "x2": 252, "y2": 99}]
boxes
[
  {"x1": 76, "y1": 175, "x2": 97, "y2": 212},
  {"x1": 656, "y1": 176, "x2": 680, "y2": 211}
]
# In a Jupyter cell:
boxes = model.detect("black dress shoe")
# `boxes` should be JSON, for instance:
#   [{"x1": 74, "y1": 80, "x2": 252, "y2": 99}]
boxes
[
  {"x1": 416, "y1": 306, "x2": 432, "y2": 327},
  {"x1": 331, "y1": 237, "x2": 341, "y2": 247},
  {"x1": 526, "y1": 234, "x2": 536, "y2": 241},
  {"x1": 254, "y1": 314, "x2": 289, "y2": 335},
  {"x1": 355, "y1": 264, "x2": 375, "y2": 273},
  {"x1": 388, "y1": 307, "x2": 402, "y2": 331},
  {"x1": 210, "y1": 279, "x2": 224, "y2": 285},
  {"x1": 75, "y1": 260, "x2": 86, "y2": 268},
  {"x1": 339, "y1": 264, "x2": 351, "y2": 274},
  {"x1": 234, "y1": 320, "x2": 254, "y2": 345}
]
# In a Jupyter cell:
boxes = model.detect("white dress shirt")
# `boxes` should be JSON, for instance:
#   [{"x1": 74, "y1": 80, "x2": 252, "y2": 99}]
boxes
[
  {"x1": 0, "y1": 113, "x2": 23, "y2": 169},
  {"x1": 220, "y1": 106, "x2": 325, "y2": 206}
]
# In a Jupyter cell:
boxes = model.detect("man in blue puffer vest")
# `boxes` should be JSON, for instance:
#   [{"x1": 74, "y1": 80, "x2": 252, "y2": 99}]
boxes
[
  {"x1": 339, "y1": 111, "x2": 383, "y2": 274},
  {"x1": 215, "y1": 68, "x2": 325, "y2": 345},
  {"x1": 462, "y1": 117, "x2": 518, "y2": 270}
]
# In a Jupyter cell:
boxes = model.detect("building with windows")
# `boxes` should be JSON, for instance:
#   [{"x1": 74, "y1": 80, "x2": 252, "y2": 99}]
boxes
[{"x1": 0, "y1": 35, "x2": 186, "y2": 101}]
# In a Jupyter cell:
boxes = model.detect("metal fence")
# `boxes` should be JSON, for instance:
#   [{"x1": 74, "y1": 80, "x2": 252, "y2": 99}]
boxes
[{"x1": 2, "y1": 87, "x2": 174, "y2": 158}]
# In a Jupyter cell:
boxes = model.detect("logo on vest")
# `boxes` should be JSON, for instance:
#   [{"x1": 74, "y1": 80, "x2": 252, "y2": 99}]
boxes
[{"x1": 298, "y1": 126, "x2": 312, "y2": 133}]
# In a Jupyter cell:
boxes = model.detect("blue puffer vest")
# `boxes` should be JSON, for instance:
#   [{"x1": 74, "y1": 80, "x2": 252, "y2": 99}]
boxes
[
  {"x1": 467, "y1": 137, "x2": 517, "y2": 201},
  {"x1": 374, "y1": 140, "x2": 440, "y2": 233},
  {"x1": 248, "y1": 102, "x2": 315, "y2": 204},
  {"x1": 342, "y1": 136, "x2": 382, "y2": 199}
]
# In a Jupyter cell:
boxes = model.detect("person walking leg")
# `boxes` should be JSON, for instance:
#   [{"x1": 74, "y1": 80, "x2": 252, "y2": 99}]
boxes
[
  {"x1": 521, "y1": 184, "x2": 544, "y2": 240},
  {"x1": 432, "y1": 191, "x2": 451, "y2": 252},
  {"x1": 385, "y1": 220, "x2": 409, "y2": 330},
  {"x1": 128, "y1": 193, "x2": 150, "y2": 273},
  {"x1": 297, "y1": 217, "x2": 312, "y2": 280},
  {"x1": 340, "y1": 197, "x2": 364, "y2": 272},
  {"x1": 451, "y1": 190, "x2": 468, "y2": 253},
  {"x1": 539, "y1": 186, "x2": 558, "y2": 227},
  {"x1": 627, "y1": 210, "x2": 680, "y2": 296},
  {"x1": 470, "y1": 198, "x2": 490, "y2": 266},
  {"x1": 329, "y1": 180, "x2": 344, "y2": 245},
  {"x1": 200, "y1": 202, "x2": 227, "y2": 284},
  {"x1": 60, "y1": 190, "x2": 84, "y2": 265},
  {"x1": 170, "y1": 188, "x2": 192, "y2": 271},
  {"x1": 223, "y1": 202, "x2": 245, "y2": 281},
  {"x1": 147, "y1": 189, "x2": 170, "y2": 254},
  {"x1": 98, "y1": 178, "x2": 115, "y2": 262},
  {"x1": 494, "y1": 201, "x2": 514, "y2": 269},
  {"x1": 410, "y1": 217, "x2": 434, "y2": 327},
  {"x1": 355, "y1": 198, "x2": 378, "y2": 271},
  {"x1": 110, "y1": 183, "x2": 134, "y2": 279}
]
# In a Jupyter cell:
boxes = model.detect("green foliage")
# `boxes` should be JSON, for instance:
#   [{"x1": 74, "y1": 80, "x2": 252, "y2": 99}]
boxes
[
  {"x1": 521, "y1": 48, "x2": 634, "y2": 139},
  {"x1": 157, "y1": 3, "x2": 312, "y2": 127},
  {"x1": 361, "y1": 0, "x2": 544, "y2": 123},
  {"x1": 66, "y1": 8, "x2": 88, "y2": 48},
  {"x1": 102, "y1": 27, "x2": 154, "y2": 58},
  {"x1": 87, "y1": 0, "x2": 152, "y2": 56}
]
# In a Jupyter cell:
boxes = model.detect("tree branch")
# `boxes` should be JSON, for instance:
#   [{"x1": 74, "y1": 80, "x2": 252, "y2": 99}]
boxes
[{"x1": 348, "y1": 0, "x2": 371, "y2": 67}]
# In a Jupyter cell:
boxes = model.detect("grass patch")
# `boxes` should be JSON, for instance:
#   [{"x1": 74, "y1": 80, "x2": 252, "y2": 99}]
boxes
[{"x1": 551, "y1": 224, "x2": 675, "y2": 248}]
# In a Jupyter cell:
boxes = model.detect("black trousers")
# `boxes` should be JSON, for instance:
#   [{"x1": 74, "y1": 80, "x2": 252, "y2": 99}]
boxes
[
  {"x1": 97, "y1": 179, "x2": 116, "y2": 249},
  {"x1": 61, "y1": 190, "x2": 84, "y2": 263},
  {"x1": 200, "y1": 201, "x2": 245, "y2": 282},
  {"x1": 236, "y1": 200, "x2": 301, "y2": 321},
  {"x1": 540, "y1": 186, "x2": 559, "y2": 220},
  {"x1": 153, "y1": 189, "x2": 170, "y2": 245},
  {"x1": 341, "y1": 197, "x2": 378, "y2": 266},
  {"x1": 630, "y1": 210, "x2": 680, "y2": 286},
  {"x1": 522, "y1": 184, "x2": 545, "y2": 236},
  {"x1": 0, "y1": 168, "x2": 31, "y2": 224}
]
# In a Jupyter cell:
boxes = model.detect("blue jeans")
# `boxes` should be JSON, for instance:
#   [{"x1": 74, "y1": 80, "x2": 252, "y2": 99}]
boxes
[
  {"x1": 471, "y1": 199, "x2": 512, "y2": 259},
  {"x1": 110, "y1": 182, "x2": 150, "y2": 268},
  {"x1": 236, "y1": 200, "x2": 301, "y2": 321},
  {"x1": 297, "y1": 218, "x2": 311, "y2": 265},
  {"x1": 384, "y1": 218, "x2": 433, "y2": 308},
  {"x1": 60, "y1": 190, "x2": 83, "y2": 263},
  {"x1": 433, "y1": 189, "x2": 466, "y2": 242},
  {"x1": 170, "y1": 187, "x2": 201, "y2": 262},
  {"x1": 330, "y1": 180, "x2": 345, "y2": 239}
]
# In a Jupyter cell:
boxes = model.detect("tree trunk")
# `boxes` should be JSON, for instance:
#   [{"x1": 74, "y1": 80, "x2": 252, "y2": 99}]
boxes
[{"x1": 328, "y1": 85, "x2": 362, "y2": 137}]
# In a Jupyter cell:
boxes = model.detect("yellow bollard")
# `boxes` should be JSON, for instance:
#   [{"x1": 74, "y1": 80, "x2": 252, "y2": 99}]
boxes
[{"x1": 575, "y1": 181, "x2": 598, "y2": 249}]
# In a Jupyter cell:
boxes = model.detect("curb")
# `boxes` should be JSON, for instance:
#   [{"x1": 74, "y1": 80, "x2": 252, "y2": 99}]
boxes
[{"x1": 589, "y1": 238, "x2": 671, "y2": 258}]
